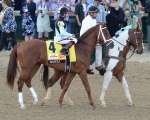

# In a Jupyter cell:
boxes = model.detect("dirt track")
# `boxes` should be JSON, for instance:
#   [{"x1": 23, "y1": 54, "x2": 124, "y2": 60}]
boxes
[{"x1": 0, "y1": 50, "x2": 150, "y2": 120}]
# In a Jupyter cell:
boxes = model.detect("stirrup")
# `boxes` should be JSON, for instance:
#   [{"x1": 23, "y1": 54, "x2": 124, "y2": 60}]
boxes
[{"x1": 60, "y1": 49, "x2": 69, "y2": 55}]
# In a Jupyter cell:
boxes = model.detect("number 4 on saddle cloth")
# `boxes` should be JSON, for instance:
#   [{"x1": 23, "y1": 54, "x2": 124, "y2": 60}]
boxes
[{"x1": 46, "y1": 40, "x2": 76, "y2": 72}]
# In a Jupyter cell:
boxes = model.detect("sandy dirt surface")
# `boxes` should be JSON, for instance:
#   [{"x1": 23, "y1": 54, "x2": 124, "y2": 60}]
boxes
[{"x1": 0, "y1": 48, "x2": 150, "y2": 120}]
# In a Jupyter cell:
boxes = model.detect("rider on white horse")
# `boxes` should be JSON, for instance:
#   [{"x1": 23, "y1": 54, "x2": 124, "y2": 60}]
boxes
[
  {"x1": 54, "y1": 7, "x2": 77, "y2": 55},
  {"x1": 80, "y1": 6, "x2": 103, "y2": 73}
]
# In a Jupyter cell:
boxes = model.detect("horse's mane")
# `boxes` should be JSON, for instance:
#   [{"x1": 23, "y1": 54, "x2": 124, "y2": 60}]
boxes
[{"x1": 78, "y1": 24, "x2": 99, "y2": 41}]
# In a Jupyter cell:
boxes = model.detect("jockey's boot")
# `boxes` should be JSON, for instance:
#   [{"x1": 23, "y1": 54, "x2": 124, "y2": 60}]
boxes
[
  {"x1": 60, "y1": 41, "x2": 75, "y2": 55},
  {"x1": 38, "y1": 38, "x2": 43, "y2": 40},
  {"x1": 44, "y1": 37, "x2": 49, "y2": 41}
]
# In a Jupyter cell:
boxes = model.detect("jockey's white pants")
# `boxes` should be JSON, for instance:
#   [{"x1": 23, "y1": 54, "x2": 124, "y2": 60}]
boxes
[
  {"x1": 95, "y1": 44, "x2": 102, "y2": 67},
  {"x1": 54, "y1": 36, "x2": 77, "y2": 44}
]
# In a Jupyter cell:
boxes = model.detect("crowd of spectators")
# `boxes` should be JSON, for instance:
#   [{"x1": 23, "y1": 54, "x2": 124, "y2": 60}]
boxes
[{"x1": 0, "y1": 0, "x2": 149, "y2": 51}]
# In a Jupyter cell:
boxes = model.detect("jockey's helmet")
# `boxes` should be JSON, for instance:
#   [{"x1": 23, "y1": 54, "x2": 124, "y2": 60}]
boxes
[{"x1": 88, "y1": 6, "x2": 99, "y2": 13}]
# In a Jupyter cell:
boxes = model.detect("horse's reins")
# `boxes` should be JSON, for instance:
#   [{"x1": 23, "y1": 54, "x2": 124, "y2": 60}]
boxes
[
  {"x1": 97, "y1": 25, "x2": 112, "y2": 44},
  {"x1": 78, "y1": 25, "x2": 112, "y2": 46},
  {"x1": 109, "y1": 29, "x2": 142, "y2": 60}
]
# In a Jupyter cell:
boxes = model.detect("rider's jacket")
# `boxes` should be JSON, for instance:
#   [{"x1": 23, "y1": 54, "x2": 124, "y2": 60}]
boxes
[
  {"x1": 80, "y1": 15, "x2": 96, "y2": 36},
  {"x1": 55, "y1": 16, "x2": 72, "y2": 37}
]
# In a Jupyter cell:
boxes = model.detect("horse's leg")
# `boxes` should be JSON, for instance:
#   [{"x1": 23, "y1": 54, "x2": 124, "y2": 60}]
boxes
[
  {"x1": 60, "y1": 73, "x2": 75, "y2": 105},
  {"x1": 25, "y1": 81, "x2": 38, "y2": 105},
  {"x1": 116, "y1": 73, "x2": 133, "y2": 106},
  {"x1": 78, "y1": 71, "x2": 96, "y2": 109},
  {"x1": 100, "y1": 70, "x2": 113, "y2": 107},
  {"x1": 25, "y1": 64, "x2": 41, "y2": 105},
  {"x1": 17, "y1": 76, "x2": 25, "y2": 109},
  {"x1": 41, "y1": 71, "x2": 64, "y2": 105},
  {"x1": 122, "y1": 76, "x2": 133, "y2": 106},
  {"x1": 59, "y1": 72, "x2": 76, "y2": 108}
]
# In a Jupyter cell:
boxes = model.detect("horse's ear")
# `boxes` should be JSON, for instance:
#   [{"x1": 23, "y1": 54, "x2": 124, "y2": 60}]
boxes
[
  {"x1": 136, "y1": 24, "x2": 140, "y2": 30},
  {"x1": 103, "y1": 22, "x2": 107, "y2": 26},
  {"x1": 101, "y1": 22, "x2": 106, "y2": 27}
]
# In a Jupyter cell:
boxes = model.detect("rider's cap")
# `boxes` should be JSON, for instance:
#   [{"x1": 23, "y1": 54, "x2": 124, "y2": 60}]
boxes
[{"x1": 88, "y1": 6, "x2": 99, "y2": 13}]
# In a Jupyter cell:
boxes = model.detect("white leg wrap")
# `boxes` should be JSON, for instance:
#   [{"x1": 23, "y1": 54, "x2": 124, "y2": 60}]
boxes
[
  {"x1": 29, "y1": 87, "x2": 38, "y2": 104},
  {"x1": 95, "y1": 45, "x2": 102, "y2": 67},
  {"x1": 18, "y1": 92, "x2": 25, "y2": 109}
]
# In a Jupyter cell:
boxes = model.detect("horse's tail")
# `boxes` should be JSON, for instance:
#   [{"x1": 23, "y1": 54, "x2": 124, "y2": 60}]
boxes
[
  {"x1": 41, "y1": 65, "x2": 49, "y2": 90},
  {"x1": 7, "y1": 45, "x2": 19, "y2": 89}
]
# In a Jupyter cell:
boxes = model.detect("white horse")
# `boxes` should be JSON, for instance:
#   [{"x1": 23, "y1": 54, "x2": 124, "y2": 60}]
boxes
[
  {"x1": 99, "y1": 25, "x2": 144, "y2": 107},
  {"x1": 42, "y1": 25, "x2": 144, "y2": 107}
]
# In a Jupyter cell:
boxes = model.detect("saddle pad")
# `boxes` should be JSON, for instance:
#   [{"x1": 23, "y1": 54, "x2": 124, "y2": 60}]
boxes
[{"x1": 46, "y1": 40, "x2": 76, "y2": 64}]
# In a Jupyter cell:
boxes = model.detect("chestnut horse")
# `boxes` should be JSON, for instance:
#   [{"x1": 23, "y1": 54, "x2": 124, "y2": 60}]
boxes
[
  {"x1": 7, "y1": 23, "x2": 112, "y2": 109},
  {"x1": 42, "y1": 25, "x2": 144, "y2": 107}
]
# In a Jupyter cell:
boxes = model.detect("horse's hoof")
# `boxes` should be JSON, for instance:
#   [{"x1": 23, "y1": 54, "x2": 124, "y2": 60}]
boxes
[
  {"x1": 21, "y1": 106, "x2": 25, "y2": 109},
  {"x1": 59, "y1": 103, "x2": 63, "y2": 109},
  {"x1": 41, "y1": 101, "x2": 46, "y2": 106},
  {"x1": 69, "y1": 101, "x2": 75, "y2": 106},
  {"x1": 34, "y1": 101, "x2": 38, "y2": 105},
  {"x1": 128, "y1": 103, "x2": 134, "y2": 107},
  {"x1": 41, "y1": 98, "x2": 48, "y2": 106},
  {"x1": 101, "y1": 103, "x2": 107, "y2": 108},
  {"x1": 92, "y1": 105, "x2": 96, "y2": 110}
]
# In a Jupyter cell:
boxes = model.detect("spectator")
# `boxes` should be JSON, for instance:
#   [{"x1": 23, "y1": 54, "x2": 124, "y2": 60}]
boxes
[
  {"x1": 87, "y1": 0, "x2": 106, "y2": 23},
  {"x1": 0, "y1": 0, "x2": 17, "y2": 51},
  {"x1": 36, "y1": 0, "x2": 53, "y2": 40},
  {"x1": 50, "y1": 0, "x2": 58, "y2": 11},
  {"x1": 87, "y1": 0, "x2": 93, "y2": 4},
  {"x1": 124, "y1": 0, "x2": 144, "y2": 29},
  {"x1": 0, "y1": 2, "x2": 3, "y2": 37},
  {"x1": 75, "y1": 0, "x2": 88, "y2": 38},
  {"x1": 33, "y1": 0, "x2": 39, "y2": 3},
  {"x1": 70, "y1": 0, "x2": 80, "y2": 12},
  {"x1": 14, "y1": 0, "x2": 24, "y2": 10},
  {"x1": 106, "y1": 5, "x2": 125, "y2": 37},
  {"x1": 11, "y1": 0, "x2": 15, "y2": 9},
  {"x1": 20, "y1": 0, "x2": 36, "y2": 41},
  {"x1": 145, "y1": 0, "x2": 150, "y2": 51}
]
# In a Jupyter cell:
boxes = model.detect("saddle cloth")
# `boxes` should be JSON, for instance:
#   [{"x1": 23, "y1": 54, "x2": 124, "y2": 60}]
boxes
[{"x1": 46, "y1": 40, "x2": 76, "y2": 64}]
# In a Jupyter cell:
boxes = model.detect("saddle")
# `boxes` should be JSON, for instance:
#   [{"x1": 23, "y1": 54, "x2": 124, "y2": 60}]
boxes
[{"x1": 46, "y1": 40, "x2": 76, "y2": 73}]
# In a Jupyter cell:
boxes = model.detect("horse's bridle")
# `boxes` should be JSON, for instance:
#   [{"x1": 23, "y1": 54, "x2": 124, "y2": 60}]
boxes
[
  {"x1": 111, "y1": 29, "x2": 143, "y2": 60},
  {"x1": 112, "y1": 29, "x2": 142, "y2": 49},
  {"x1": 78, "y1": 24, "x2": 112, "y2": 46},
  {"x1": 130, "y1": 30, "x2": 143, "y2": 52},
  {"x1": 97, "y1": 24, "x2": 112, "y2": 45}
]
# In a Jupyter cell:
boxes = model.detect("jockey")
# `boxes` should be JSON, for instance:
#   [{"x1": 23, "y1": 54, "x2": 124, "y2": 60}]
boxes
[
  {"x1": 54, "y1": 7, "x2": 77, "y2": 55},
  {"x1": 80, "y1": 6, "x2": 103, "y2": 73}
]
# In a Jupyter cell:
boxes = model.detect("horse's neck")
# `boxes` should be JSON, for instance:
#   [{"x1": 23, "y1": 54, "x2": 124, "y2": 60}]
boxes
[
  {"x1": 77, "y1": 34, "x2": 97, "y2": 57},
  {"x1": 109, "y1": 33, "x2": 130, "y2": 58}
]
